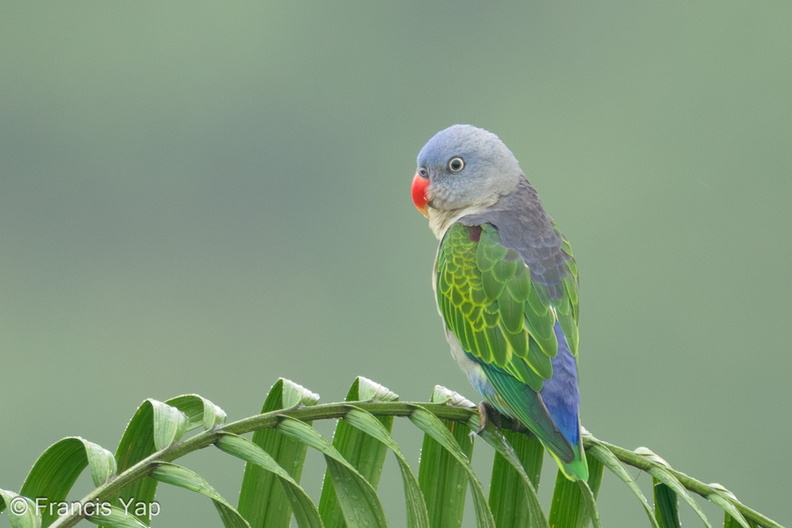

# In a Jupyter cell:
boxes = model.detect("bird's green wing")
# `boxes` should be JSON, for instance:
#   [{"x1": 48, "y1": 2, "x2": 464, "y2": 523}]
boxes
[
  {"x1": 436, "y1": 222, "x2": 578, "y2": 392},
  {"x1": 435, "y1": 221, "x2": 583, "y2": 469}
]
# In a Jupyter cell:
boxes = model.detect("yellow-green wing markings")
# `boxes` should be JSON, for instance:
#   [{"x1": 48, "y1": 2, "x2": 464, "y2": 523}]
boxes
[
  {"x1": 436, "y1": 223, "x2": 579, "y2": 391},
  {"x1": 435, "y1": 221, "x2": 584, "y2": 468}
]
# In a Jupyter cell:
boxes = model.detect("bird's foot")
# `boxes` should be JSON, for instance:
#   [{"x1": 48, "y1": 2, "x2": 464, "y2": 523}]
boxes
[
  {"x1": 476, "y1": 401, "x2": 503, "y2": 433},
  {"x1": 476, "y1": 401, "x2": 532, "y2": 435}
]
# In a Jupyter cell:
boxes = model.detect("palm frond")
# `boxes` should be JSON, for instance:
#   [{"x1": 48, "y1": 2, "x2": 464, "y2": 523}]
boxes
[{"x1": 0, "y1": 377, "x2": 783, "y2": 528}]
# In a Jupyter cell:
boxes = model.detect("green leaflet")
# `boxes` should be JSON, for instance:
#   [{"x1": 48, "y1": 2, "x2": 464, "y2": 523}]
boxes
[
  {"x1": 19, "y1": 437, "x2": 116, "y2": 527},
  {"x1": 484, "y1": 429, "x2": 548, "y2": 528},
  {"x1": 237, "y1": 379, "x2": 319, "y2": 528},
  {"x1": 151, "y1": 463, "x2": 249, "y2": 528},
  {"x1": 318, "y1": 377, "x2": 398, "y2": 528},
  {"x1": 341, "y1": 408, "x2": 429, "y2": 528},
  {"x1": 0, "y1": 490, "x2": 41, "y2": 528},
  {"x1": 84, "y1": 506, "x2": 149, "y2": 528},
  {"x1": 277, "y1": 416, "x2": 389, "y2": 528},
  {"x1": 216, "y1": 434, "x2": 323, "y2": 528},
  {"x1": 416, "y1": 388, "x2": 476, "y2": 528},
  {"x1": 586, "y1": 441, "x2": 659, "y2": 528},
  {"x1": 547, "y1": 459, "x2": 603, "y2": 528},
  {"x1": 112, "y1": 399, "x2": 190, "y2": 525},
  {"x1": 413, "y1": 400, "x2": 495, "y2": 528},
  {"x1": 166, "y1": 394, "x2": 227, "y2": 432},
  {"x1": 654, "y1": 479, "x2": 681, "y2": 528},
  {"x1": 706, "y1": 484, "x2": 751, "y2": 528},
  {"x1": 635, "y1": 448, "x2": 712, "y2": 528}
]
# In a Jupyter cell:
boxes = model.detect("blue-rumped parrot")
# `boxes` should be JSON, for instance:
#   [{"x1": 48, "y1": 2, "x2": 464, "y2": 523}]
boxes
[{"x1": 411, "y1": 124, "x2": 588, "y2": 481}]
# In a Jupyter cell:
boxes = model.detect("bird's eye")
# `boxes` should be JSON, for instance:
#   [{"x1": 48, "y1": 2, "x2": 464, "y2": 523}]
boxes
[
  {"x1": 418, "y1": 167, "x2": 429, "y2": 178},
  {"x1": 447, "y1": 157, "x2": 465, "y2": 173}
]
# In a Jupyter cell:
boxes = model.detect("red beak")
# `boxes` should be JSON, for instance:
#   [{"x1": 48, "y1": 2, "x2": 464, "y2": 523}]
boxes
[{"x1": 411, "y1": 172, "x2": 430, "y2": 217}]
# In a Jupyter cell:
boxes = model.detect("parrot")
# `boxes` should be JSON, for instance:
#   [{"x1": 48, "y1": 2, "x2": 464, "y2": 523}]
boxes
[{"x1": 410, "y1": 124, "x2": 588, "y2": 481}]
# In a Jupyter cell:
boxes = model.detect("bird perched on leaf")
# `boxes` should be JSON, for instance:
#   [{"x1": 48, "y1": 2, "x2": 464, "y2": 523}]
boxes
[{"x1": 411, "y1": 124, "x2": 587, "y2": 481}]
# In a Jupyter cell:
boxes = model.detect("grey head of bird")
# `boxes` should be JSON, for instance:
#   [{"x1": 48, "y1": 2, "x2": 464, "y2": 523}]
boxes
[{"x1": 413, "y1": 124, "x2": 524, "y2": 237}]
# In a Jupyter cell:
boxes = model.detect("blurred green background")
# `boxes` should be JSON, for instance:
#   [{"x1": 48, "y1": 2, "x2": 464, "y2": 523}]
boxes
[{"x1": 1, "y1": 2, "x2": 790, "y2": 526}]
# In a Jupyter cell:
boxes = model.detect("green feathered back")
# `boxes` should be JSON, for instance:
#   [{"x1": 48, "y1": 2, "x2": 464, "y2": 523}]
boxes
[
  {"x1": 435, "y1": 221, "x2": 587, "y2": 480},
  {"x1": 436, "y1": 223, "x2": 579, "y2": 391}
]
